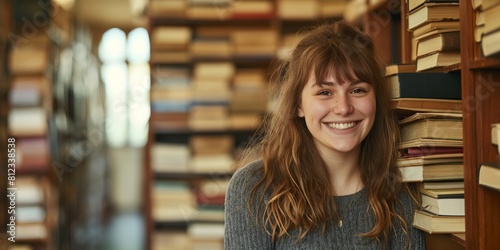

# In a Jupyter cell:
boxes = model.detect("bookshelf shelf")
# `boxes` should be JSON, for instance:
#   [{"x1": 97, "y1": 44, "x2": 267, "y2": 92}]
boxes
[
  {"x1": 469, "y1": 58, "x2": 500, "y2": 70},
  {"x1": 149, "y1": 17, "x2": 274, "y2": 26},
  {"x1": 150, "y1": 55, "x2": 275, "y2": 66}
]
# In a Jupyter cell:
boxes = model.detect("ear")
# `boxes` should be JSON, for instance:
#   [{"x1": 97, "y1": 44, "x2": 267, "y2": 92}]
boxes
[{"x1": 297, "y1": 106, "x2": 304, "y2": 117}]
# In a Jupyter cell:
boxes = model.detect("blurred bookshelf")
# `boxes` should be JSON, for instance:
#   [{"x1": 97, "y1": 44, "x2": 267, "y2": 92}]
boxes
[{"x1": 144, "y1": 0, "x2": 347, "y2": 249}]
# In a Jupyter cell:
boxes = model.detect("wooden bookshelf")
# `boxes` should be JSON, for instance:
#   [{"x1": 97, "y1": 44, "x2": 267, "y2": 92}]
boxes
[{"x1": 349, "y1": 0, "x2": 500, "y2": 249}]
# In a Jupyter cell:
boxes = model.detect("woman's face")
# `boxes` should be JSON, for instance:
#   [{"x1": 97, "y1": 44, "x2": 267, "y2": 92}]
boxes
[{"x1": 298, "y1": 70, "x2": 376, "y2": 157}]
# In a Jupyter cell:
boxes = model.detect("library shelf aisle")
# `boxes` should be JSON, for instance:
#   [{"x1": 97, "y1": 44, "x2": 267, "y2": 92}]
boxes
[{"x1": 2, "y1": 1, "x2": 110, "y2": 249}]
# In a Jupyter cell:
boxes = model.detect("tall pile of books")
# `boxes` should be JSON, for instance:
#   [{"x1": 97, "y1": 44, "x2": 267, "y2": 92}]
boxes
[
  {"x1": 400, "y1": 112, "x2": 466, "y2": 234},
  {"x1": 406, "y1": 0, "x2": 461, "y2": 71},
  {"x1": 385, "y1": 63, "x2": 465, "y2": 234}
]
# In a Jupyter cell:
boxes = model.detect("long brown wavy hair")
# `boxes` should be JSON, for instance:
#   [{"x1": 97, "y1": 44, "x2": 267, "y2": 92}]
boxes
[{"x1": 234, "y1": 21, "x2": 411, "y2": 245}]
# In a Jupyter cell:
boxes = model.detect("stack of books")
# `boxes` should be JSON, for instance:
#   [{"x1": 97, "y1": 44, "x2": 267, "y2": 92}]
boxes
[
  {"x1": 189, "y1": 135, "x2": 234, "y2": 173},
  {"x1": 151, "y1": 66, "x2": 192, "y2": 118},
  {"x1": 152, "y1": 181, "x2": 196, "y2": 223},
  {"x1": 16, "y1": 177, "x2": 49, "y2": 242},
  {"x1": 406, "y1": 0, "x2": 461, "y2": 71},
  {"x1": 478, "y1": 123, "x2": 500, "y2": 191},
  {"x1": 231, "y1": 29, "x2": 277, "y2": 58},
  {"x1": 477, "y1": 0, "x2": 500, "y2": 56},
  {"x1": 189, "y1": 62, "x2": 233, "y2": 131},
  {"x1": 277, "y1": 0, "x2": 319, "y2": 19},
  {"x1": 150, "y1": 26, "x2": 192, "y2": 63},
  {"x1": 230, "y1": 69, "x2": 267, "y2": 129},
  {"x1": 397, "y1": 112, "x2": 466, "y2": 234}
]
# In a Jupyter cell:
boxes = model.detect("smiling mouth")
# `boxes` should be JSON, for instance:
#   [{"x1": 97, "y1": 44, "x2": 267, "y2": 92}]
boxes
[{"x1": 327, "y1": 121, "x2": 359, "y2": 130}]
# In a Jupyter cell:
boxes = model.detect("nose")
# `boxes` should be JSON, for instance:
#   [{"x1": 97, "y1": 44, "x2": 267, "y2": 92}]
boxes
[{"x1": 333, "y1": 94, "x2": 354, "y2": 115}]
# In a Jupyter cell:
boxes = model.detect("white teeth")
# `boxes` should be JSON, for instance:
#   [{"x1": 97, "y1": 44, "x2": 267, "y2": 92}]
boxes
[{"x1": 328, "y1": 122, "x2": 357, "y2": 130}]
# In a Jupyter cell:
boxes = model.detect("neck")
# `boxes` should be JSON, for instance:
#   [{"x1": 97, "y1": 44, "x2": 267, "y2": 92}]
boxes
[{"x1": 319, "y1": 147, "x2": 364, "y2": 196}]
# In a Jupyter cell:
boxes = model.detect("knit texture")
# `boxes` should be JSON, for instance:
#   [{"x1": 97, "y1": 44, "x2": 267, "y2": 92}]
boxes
[{"x1": 224, "y1": 160, "x2": 426, "y2": 249}]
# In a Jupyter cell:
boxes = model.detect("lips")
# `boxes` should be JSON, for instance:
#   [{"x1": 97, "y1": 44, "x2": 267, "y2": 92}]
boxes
[{"x1": 327, "y1": 121, "x2": 359, "y2": 130}]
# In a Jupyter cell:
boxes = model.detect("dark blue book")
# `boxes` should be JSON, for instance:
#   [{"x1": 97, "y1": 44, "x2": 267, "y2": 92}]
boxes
[{"x1": 388, "y1": 72, "x2": 461, "y2": 100}]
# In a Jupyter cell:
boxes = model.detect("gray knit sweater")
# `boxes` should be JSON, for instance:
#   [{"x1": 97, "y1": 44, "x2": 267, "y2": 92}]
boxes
[{"x1": 224, "y1": 160, "x2": 426, "y2": 249}]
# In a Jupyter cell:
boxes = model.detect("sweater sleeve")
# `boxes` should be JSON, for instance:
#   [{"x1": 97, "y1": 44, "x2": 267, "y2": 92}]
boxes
[{"x1": 224, "y1": 161, "x2": 273, "y2": 250}]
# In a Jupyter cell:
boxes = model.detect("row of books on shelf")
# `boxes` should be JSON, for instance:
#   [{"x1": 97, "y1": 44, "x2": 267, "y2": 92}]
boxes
[
  {"x1": 473, "y1": 0, "x2": 500, "y2": 57},
  {"x1": 151, "y1": 25, "x2": 277, "y2": 63},
  {"x1": 148, "y1": 0, "x2": 347, "y2": 20},
  {"x1": 152, "y1": 134, "x2": 236, "y2": 174},
  {"x1": 153, "y1": 222, "x2": 225, "y2": 250},
  {"x1": 151, "y1": 179, "x2": 227, "y2": 248}
]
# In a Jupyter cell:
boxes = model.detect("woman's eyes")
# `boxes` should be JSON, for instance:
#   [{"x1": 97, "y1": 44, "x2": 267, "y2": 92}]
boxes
[
  {"x1": 316, "y1": 88, "x2": 367, "y2": 96},
  {"x1": 318, "y1": 90, "x2": 331, "y2": 95},
  {"x1": 350, "y1": 88, "x2": 367, "y2": 94}
]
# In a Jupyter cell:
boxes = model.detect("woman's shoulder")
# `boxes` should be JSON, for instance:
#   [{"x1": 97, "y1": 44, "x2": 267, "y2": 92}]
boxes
[{"x1": 227, "y1": 159, "x2": 264, "y2": 193}]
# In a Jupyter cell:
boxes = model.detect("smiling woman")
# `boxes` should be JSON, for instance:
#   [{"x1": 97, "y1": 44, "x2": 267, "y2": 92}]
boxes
[{"x1": 224, "y1": 21, "x2": 426, "y2": 250}]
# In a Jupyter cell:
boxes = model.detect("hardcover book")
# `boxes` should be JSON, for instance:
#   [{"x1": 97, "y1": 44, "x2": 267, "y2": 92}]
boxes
[
  {"x1": 420, "y1": 188, "x2": 465, "y2": 216},
  {"x1": 416, "y1": 51, "x2": 461, "y2": 71},
  {"x1": 399, "y1": 112, "x2": 463, "y2": 142},
  {"x1": 416, "y1": 31, "x2": 460, "y2": 57},
  {"x1": 479, "y1": 162, "x2": 500, "y2": 191},
  {"x1": 408, "y1": 0, "x2": 458, "y2": 12},
  {"x1": 391, "y1": 98, "x2": 462, "y2": 113},
  {"x1": 408, "y1": 3, "x2": 460, "y2": 31},
  {"x1": 413, "y1": 210, "x2": 465, "y2": 234},
  {"x1": 399, "y1": 162, "x2": 463, "y2": 182},
  {"x1": 388, "y1": 72, "x2": 461, "y2": 99}
]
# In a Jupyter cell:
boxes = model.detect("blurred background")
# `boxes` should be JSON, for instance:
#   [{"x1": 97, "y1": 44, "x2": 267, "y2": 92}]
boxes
[{"x1": 0, "y1": 0, "x2": 349, "y2": 249}]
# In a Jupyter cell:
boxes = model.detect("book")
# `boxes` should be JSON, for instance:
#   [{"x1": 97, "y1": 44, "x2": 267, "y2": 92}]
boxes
[
  {"x1": 481, "y1": 29, "x2": 500, "y2": 57},
  {"x1": 189, "y1": 135, "x2": 234, "y2": 156},
  {"x1": 397, "y1": 153, "x2": 463, "y2": 167},
  {"x1": 151, "y1": 26, "x2": 192, "y2": 50},
  {"x1": 492, "y1": 123, "x2": 499, "y2": 145},
  {"x1": 416, "y1": 31, "x2": 460, "y2": 57},
  {"x1": 483, "y1": 2, "x2": 500, "y2": 35},
  {"x1": 482, "y1": 0, "x2": 500, "y2": 11},
  {"x1": 399, "y1": 138, "x2": 463, "y2": 150},
  {"x1": 391, "y1": 98, "x2": 462, "y2": 113},
  {"x1": 321, "y1": 0, "x2": 348, "y2": 18},
  {"x1": 416, "y1": 51, "x2": 461, "y2": 71},
  {"x1": 277, "y1": 0, "x2": 319, "y2": 19},
  {"x1": 420, "y1": 188, "x2": 464, "y2": 216},
  {"x1": 420, "y1": 181, "x2": 464, "y2": 190},
  {"x1": 408, "y1": 3, "x2": 460, "y2": 31},
  {"x1": 401, "y1": 146, "x2": 463, "y2": 157},
  {"x1": 413, "y1": 210, "x2": 465, "y2": 233},
  {"x1": 399, "y1": 112, "x2": 463, "y2": 142},
  {"x1": 412, "y1": 21, "x2": 460, "y2": 38},
  {"x1": 388, "y1": 72, "x2": 461, "y2": 99},
  {"x1": 385, "y1": 64, "x2": 417, "y2": 76},
  {"x1": 399, "y1": 163, "x2": 463, "y2": 182},
  {"x1": 408, "y1": 0, "x2": 458, "y2": 12},
  {"x1": 7, "y1": 107, "x2": 47, "y2": 136},
  {"x1": 478, "y1": 162, "x2": 500, "y2": 191}
]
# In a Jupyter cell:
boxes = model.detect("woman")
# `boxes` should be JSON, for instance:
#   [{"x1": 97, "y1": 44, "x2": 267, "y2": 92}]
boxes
[{"x1": 224, "y1": 21, "x2": 425, "y2": 249}]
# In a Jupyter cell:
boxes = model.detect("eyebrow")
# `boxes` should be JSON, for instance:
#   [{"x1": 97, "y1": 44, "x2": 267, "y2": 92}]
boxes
[{"x1": 311, "y1": 79, "x2": 365, "y2": 88}]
